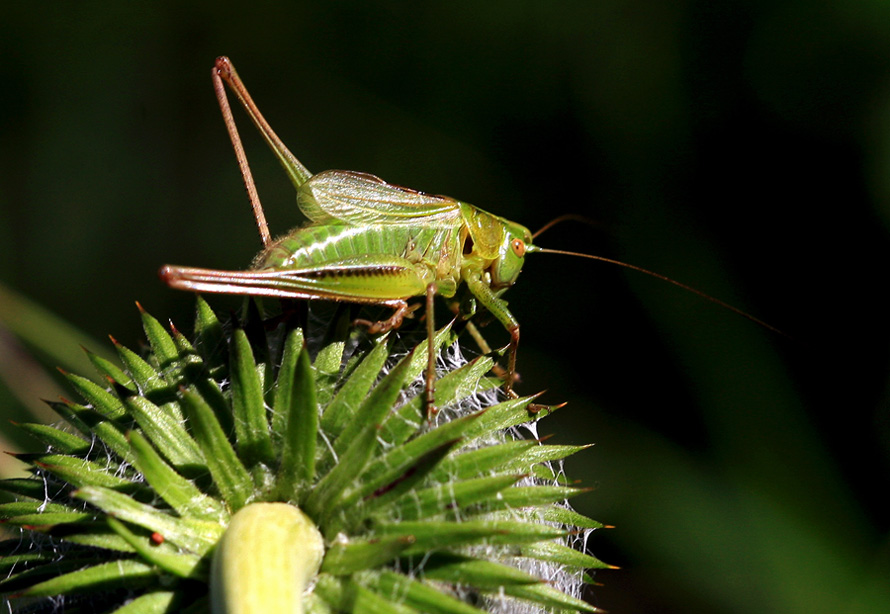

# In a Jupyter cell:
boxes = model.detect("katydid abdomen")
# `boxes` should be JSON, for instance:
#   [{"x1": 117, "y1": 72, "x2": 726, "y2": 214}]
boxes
[{"x1": 163, "y1": 221, "x2": 463, "y2": 303}]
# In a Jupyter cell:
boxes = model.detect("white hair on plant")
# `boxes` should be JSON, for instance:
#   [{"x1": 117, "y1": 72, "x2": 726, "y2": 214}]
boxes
[
  {"x1": 380, "y1": 337, "x2": 591, "y2": 613},
  {"x1": 1, "y1": 300, "x2": 605, "y2": 613}
]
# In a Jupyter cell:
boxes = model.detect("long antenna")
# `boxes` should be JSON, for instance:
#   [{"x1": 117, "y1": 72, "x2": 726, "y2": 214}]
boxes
[
  {"x1": 528, "y1": 245, "x2": 789, "y2": 338},
  {"x1": 532, "y1": 214, "x2": 603, "y2": 239}
]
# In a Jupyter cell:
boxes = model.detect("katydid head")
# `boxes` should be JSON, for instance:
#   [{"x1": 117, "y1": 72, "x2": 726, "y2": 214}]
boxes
[{"x1": 489, "y1": 220, "x2": 534, "y2": 289}]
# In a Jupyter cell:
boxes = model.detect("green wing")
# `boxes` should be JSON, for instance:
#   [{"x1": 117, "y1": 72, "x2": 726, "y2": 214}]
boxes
[{"x1": 297, "y1": 170, "x2": 463, "y2": 226}]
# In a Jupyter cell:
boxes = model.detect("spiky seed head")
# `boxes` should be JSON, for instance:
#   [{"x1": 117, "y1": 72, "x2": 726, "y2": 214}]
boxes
[{"x1": 0, "y1": 298, "x2": 608, "y2": 613}]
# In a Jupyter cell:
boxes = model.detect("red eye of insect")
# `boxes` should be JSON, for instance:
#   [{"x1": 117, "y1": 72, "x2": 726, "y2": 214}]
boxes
[{"x1": 511, "y1": 238, "x2": 526, "y2": 257}]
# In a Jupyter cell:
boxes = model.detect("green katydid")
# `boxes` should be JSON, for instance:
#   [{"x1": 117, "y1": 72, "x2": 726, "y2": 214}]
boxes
[{"x1": 161, "y1": 57, "x2": 780, "y2": 413}]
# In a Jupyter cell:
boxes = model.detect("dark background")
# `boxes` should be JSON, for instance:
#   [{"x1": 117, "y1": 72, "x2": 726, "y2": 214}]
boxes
[{"x1": 2, "y1": 2, "x2": 889, "y2": 613}]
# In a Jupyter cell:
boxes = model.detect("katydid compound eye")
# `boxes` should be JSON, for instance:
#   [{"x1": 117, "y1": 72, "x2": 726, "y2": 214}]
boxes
[{"x1": 511, "y1": 238, "x2": 526, "y2": 257}]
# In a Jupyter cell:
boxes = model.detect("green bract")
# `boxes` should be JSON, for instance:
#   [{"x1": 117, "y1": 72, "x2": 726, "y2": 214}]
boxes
[{"x1": 1, "y1": 298, "x2": 607, "y2": 613}]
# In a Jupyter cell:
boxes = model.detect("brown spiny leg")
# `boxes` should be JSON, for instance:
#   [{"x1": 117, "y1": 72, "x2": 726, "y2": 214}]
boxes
[
  {"x1": 424, "y1": 283, "x2": 437, "y2": 417},
  {"x1": 463, "y1": 320, "x2": 521, "y2": 385},
  {"x1": 212, "y1": 58, "x2": 271, "y2": 248},
  {"x1": 504, "y1": 324, "x2": 520, "y2": 398},
  {"x1": 353, "y1": 301, "x2": 419, "y2": 334},
  {"x1": 448, "y1": 303, "x2": 519, "y2": 385},
  {"x1": 501, "y1": 325, "x2": 549, "y2": 414}
]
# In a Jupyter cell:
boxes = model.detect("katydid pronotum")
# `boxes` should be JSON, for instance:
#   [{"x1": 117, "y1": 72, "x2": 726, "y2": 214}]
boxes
[{"x1": 161, "y1": 57, "x2": 780, "y2": 414}]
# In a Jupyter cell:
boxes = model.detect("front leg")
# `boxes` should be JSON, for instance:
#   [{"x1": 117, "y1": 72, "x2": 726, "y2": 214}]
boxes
[
  {"x1": 462, "y1": 270, "x2": 520, "y2": 396},
  {"x1": 452, "y1": 316, "x2": 520, "y2": 389}
]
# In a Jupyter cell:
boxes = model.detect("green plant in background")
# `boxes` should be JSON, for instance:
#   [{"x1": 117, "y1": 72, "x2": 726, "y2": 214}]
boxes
[
  {"x1": 7, "y1": 6, "x2": 890, "y2": 614},
  {"x1": 0, "y1": 297, "x2": 607, "y2": 612}
]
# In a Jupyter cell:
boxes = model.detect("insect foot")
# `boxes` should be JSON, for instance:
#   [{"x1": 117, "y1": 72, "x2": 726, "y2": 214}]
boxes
[{"x1": 353, "y1": 300, "x2": 418, "y2": 335}]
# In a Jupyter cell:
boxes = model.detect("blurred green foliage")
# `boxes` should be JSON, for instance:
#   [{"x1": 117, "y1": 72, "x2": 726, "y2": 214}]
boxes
[{"x1": 2, "y1": 2, "x2": 889, "y2": 613}]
